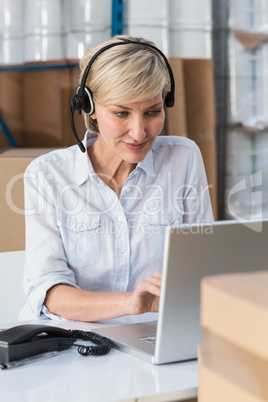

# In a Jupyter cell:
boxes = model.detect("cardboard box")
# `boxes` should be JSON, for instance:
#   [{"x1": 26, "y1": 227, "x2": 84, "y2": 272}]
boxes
[
  {"x1": 199, "y1": 271, "x2": 268, "y2": 402},
  {"x1": 0, "y1": 67, "x2": 24, "y2": 148},
  {"x1": 199, "y1": 341, "x2": 268, "y2": 402},
  {"x1": 0, "y1": 148, "x2": 56, "y2": 252},
  {"x1": 22, "y1": 60, "x2": 84, "y2": 148},
  {"x1": 0, "y1": 60, "x2": 86, "y2": 149},
  {"x1": 165, "y1": 58, "x2": 187, "y2": 137},
  {"x1": 166, "y1": 58, "x2": 218, "y2": 219},
  {"x1": 201, "y1": 271, "x2": 268, "y2": 359}
]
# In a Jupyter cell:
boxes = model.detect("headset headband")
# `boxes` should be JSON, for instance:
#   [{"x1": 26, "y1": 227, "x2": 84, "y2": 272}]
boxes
[{"x1": 70, "y1": 40, "x2": 175, "y2": 152}]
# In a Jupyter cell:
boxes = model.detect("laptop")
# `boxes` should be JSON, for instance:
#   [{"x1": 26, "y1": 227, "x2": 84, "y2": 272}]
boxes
[{"x1": 93, "y1": 219, "x2": 268, "y2": 364}]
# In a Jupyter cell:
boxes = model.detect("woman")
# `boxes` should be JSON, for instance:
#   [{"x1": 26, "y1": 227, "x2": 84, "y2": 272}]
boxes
[{"x1": 21, "y1": 35, "x2": 214, "y2": 322}]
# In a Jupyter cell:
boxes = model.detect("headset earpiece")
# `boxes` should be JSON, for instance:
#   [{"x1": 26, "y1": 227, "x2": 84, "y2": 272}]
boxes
[
  {"x1": 70, "y1": 93, "x2": 82, "y2": 112},
  {"x1": 164, "y1": 91, "x2": 174, "y2": 108},
  {"x1": 71, "y1": 86, "x2": 95, "y2": 115},
  {"x1": 77, "y1": 86, "x2": 95, "y2": 115}
]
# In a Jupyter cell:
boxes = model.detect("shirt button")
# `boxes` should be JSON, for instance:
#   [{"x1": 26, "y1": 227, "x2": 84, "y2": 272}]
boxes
[
  {"x1": 120, "y1": 247, "x2": 126, "y2": 253},
  {"x1": 46, "y1": 173, "x2": 54, "y2": 181},
  {"x1": 118, "y1": 216, "x2": 123, "y2": 221},
  {"x1": 134, "y1": 171, "x2": 138, "y2": 175},
  {"x1": 120, "y1": 278, "x2": 125, "y2": 284},
  {"x1": 126, "y1": 188, "x2": 131, "y2": 193}
]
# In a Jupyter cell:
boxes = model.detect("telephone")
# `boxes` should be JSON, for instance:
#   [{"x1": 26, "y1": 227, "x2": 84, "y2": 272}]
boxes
[{"x1": 0, "y1": 324, "x2": 111, "y2": 369}]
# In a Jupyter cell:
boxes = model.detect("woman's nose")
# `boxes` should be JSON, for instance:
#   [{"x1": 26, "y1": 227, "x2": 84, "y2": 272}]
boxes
[{"x1": 129, "y1": 116, "x2": 146, "y2": 142}]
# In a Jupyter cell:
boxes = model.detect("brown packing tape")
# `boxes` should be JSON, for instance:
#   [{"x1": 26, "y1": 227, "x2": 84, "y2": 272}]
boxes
[
  {"x1": 199, "y1": 332, "x2": 268, "y2": 401},
  {"x1": 233, "y1": 29, "x2": 268, "y2": 50},
  {"x1": 165, "y1": 58, "x2": 187, "y2": 137}
]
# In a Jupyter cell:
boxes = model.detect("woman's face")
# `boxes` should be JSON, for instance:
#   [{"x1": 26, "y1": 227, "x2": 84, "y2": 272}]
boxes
[{"x1": 91, "y1": 93, "x2": 165, "y2": 164}]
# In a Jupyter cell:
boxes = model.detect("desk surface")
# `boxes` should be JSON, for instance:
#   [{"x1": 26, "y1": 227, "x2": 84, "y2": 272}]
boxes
[{"x1": 0, "y1": 319, "x2": 198, "y2": 402}]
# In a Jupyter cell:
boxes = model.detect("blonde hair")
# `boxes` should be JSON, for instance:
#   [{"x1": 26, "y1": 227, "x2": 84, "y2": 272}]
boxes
[{"x1": 79, "y1": 35, "x2": 170, "y2": 133}]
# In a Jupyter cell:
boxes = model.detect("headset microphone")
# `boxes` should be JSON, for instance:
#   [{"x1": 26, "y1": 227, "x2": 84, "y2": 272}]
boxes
[{"x1": 70, "y1": 41, "x2": 175, "y2": 153}]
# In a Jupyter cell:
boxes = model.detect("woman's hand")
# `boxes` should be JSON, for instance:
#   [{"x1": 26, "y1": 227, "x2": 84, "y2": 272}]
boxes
[{"x1": 128, "y1": 271, "x2": 162, "y2": 315}]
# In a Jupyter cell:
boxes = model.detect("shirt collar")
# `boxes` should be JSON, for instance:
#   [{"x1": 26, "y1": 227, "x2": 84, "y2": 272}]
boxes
[
  {"x1": 137, "y1": 146, "x2": 156, "y2": 177},
  {"x1": 75, "y1": 131, "x2": 156, "y2": 185}
]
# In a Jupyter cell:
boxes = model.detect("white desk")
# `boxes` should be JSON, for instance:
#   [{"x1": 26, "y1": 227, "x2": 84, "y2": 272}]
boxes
[{"x1": 0, "y1": 320, "x2": 198, "y2": 402}]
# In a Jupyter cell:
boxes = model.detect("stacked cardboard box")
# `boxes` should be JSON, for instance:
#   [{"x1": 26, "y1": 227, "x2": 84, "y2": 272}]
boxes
[
  {"x1": 0, "y1": 60, "x2": 85, "y2": 149},
  {"x1": 0, "y1": 148, "x2": 56, "y2": 252},
  {"x1": 199, "y1": 271, "x2": 268, "y2": 401},
  {"x1": 0, "y1": 68, "x2": 24, "y2": 148}
]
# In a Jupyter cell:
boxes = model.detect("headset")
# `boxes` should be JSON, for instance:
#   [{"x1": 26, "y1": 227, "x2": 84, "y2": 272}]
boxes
[{"x1": 70, "y1": 40, "x2": 175, "y2": 153}]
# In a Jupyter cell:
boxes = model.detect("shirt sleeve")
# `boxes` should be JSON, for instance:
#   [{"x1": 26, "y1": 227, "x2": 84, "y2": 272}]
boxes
[
  {"x1": 182, "y1": 142, "x2": 214, "y2": 224},
  {"x1": 23, "y1": 161, "x2": 79, "y2": 319}
]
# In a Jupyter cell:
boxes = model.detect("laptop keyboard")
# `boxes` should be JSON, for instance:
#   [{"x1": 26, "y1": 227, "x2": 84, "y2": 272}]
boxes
[{"x1": 138, "y1": 336, "x2": 156, "y2": 344}]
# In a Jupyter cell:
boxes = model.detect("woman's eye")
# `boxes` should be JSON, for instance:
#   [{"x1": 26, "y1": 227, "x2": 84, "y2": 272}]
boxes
[
  {"x1": 146, "y1": 110, "x2": 161, "y2": 117},
  {"x1": 114, "y1": 111, "x2": 129, "y2": 118}
]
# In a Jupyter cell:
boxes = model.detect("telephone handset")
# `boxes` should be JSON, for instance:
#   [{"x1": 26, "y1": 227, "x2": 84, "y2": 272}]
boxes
[{"x1": 0, "y1": 324, "x2": 111, "y2": 369}]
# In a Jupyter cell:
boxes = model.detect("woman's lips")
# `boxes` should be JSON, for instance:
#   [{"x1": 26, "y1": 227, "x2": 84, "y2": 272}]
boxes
[{"x1": 123, "y1": 141, "x2": 148, "y2": 151}]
